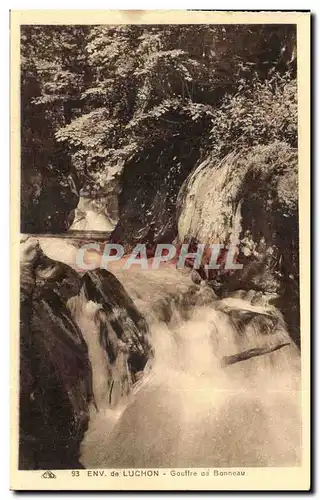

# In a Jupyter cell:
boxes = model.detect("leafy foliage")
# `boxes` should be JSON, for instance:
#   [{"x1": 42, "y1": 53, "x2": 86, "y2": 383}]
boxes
[
  {"x1": 209, "y1": 72, "x2": 297, "y2": 157},
  {"x1": 20, "y1": 24, "x2": 297, "y2": 230}
]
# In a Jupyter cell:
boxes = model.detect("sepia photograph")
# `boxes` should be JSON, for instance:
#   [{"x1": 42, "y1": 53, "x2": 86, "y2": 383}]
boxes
[{"x1": 11, "y1": 10, "x2": 310, "y2": 491}]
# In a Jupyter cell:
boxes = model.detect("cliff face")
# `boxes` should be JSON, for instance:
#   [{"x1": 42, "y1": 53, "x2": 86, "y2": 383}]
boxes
[
  {"x1": 83, "y1": 141, "x2": 299, "y2": 344},
  {"x1": 111, "y1": 141, "x2": 201, "y2": 245},
  {"x1": 21, "y1": 168, "x2": 79, "y2": 233},
  {"x1": 20, "y1": 135, "x2": 300, "y2": 346}
]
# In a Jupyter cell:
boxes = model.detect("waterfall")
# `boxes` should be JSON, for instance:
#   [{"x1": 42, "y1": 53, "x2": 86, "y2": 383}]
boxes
[
  {"x1": 68, "y1": 292, "x2": 112, "y2": 410},
  {"x1": 29, "y1": 238, "x2": 301, "y2": 469},
  {"x1": 70, "y1": 196, "x2": 116, "y2": 232},
  {"x1": 79, "y1": 269, "x2": 301, "y2": 469}
]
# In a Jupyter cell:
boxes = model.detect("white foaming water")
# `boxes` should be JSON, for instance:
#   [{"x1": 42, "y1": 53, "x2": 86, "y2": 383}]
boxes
[
  {"x1": 29, "y1": 238, "x2": 301, "y2": 468},
  {"x1": 68, "y1": 292, "x2": 112, "y2": 410},
  {"x1": 80, "y1": 297, "x2": 301, "y2": 468}
]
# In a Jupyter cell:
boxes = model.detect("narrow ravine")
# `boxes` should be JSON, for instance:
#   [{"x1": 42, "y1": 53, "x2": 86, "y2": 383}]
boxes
[{"x1": 19, "y1": 237, "x2": 301, "y2": 469}]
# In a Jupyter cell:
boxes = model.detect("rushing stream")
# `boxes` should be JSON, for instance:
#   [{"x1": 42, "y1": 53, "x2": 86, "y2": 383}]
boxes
[
  {"x1": 36, "y1": 237, "x2": 302, "y2": 468},
  {"x1": 79, "y1": 296, "x2": 300, "y2": 468}
]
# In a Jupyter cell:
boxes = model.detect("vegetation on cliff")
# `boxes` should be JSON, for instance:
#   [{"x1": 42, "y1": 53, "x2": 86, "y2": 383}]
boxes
[{"x1": 21, "y1": 24, "x2": 296, "y2": 233}]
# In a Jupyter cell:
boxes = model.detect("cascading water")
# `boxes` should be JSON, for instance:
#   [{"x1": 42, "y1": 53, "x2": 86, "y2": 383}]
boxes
[
  {"x1": 68, "y1": 293, "x2": 112, "y2": 410},
  {"x1": 77, "y1": 267, "x2": 301, "y2": 469},
  {"x1": 31, "y1": 238, "x2": 301, "y2": 469}
]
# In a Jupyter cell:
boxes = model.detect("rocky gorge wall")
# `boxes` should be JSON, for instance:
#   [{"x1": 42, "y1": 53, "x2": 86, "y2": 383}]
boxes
[
  {"x1": 108, "y1": 141, "x2": 299, "y2": 344},
  {"x1": 21, "y1": 138, "x2": 300, "y2": 344}
]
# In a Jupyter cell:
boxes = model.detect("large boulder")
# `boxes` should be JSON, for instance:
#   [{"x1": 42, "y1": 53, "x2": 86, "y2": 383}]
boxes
[
  {"x1": 77, "y1": 269, "x2": 152, "y2": 406},
  {"x1": 19, "y1": 239, "x2": 92, "y2": 469},
  {"x1": 19, "y1": 239, "x2": 152, "y2": 469},
  {"x1": 177, "y1": 142, "x2": 300, "y2": 345}
]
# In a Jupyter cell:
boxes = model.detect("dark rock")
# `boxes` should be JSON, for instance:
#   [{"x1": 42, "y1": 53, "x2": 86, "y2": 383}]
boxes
[
  {"x1": 19, "y1": 244, "x2": 92, "y2": 470},
  {"x1": 110, "y1": 141, "x2": 200, "y2": 246},
  {"x1": 21, "y1": 169, "x2": 79, "y2": 233},
  {"x1": 221, "y1": 341, "x2": 291, "y2": 367},
  {"x1": 19, "y1": 242, "x2": 153, "y2": 469},
  {"x1": 82, "y1": 269, "x2": 152, "y2": 379}
]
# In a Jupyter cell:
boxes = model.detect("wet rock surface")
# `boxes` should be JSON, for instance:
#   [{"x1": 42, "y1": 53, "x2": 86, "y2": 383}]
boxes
[
  {"x1": 177, "y1": 143, "x2": 300, "y2": 346},
  {"x1": 19, "y1": 240, "x2": 151, "y2": 469},
  {"x1": 20, "y1": 240, "x2": 92, "y2": 469}
]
